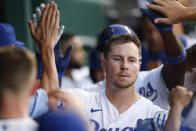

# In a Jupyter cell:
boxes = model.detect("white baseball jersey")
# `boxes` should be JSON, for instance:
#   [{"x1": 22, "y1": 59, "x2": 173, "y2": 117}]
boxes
[
  {"x1": 66, "y1": 88, "x2": 165, "y2": 130},
  {"x1": 81, "y1": 65, "x2": 170, "y2": 110},
  {"x1": 0, "y1": 118, "x2": 38, "y2": 131}
]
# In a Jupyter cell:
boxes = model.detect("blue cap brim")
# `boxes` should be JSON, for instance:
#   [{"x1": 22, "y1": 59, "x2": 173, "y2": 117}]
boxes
[{"x1": 15, "y1": 41, "x2": 27, "y2": 50}]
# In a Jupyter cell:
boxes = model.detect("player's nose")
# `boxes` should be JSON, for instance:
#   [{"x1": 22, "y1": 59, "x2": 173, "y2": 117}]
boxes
[{"x1": 120, "y1": 60, "x2": 128, "y2": 70}]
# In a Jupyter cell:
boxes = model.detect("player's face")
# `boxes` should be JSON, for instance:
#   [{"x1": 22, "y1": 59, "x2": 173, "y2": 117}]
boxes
[
  {"x1": 103, "y1": 42, "x2": 141, "y2": 89},
  {"x1": 71, "y1": 36, "x2": 86, "y2": 67}
]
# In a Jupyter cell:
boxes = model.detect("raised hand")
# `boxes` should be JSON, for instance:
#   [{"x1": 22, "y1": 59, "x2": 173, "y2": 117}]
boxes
[
  {"x1": 140, "y1": 0, "x2": 173, "y2": 33},
  {"x1": 32, "y1": 3, "x2": 64, "y2": 53},
  {"x1": 169, "y1": 86, "x2": 193, "y2": 109},
  {"x1": 28, "y1": 2, "x2": 59, "y2": 50},
  {"x1": 146, "y1": 0, "x2": 187, "y2": 24},
  {"x1": 29, "y1": 2, "x2": 72, "y2": 82}
]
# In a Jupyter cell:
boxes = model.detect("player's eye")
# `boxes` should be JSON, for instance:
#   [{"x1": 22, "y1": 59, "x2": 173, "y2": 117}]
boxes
[
  {"x1": 113, "y1": 57, "x2": 121, "y2": 61},
  {"x1": 129, "y1": 59, "x2": 137, "y2": 63}
]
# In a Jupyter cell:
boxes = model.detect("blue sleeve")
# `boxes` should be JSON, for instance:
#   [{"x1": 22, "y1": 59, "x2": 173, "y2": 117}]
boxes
[{"x1": 29, "y1": 88, "x2": 48, "y2": 118}]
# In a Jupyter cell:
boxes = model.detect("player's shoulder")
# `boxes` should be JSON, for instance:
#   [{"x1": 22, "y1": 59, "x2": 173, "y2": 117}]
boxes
[
  {"x1": 139, "y1": 65, "x2": 163, "y2": 78},
  {"x1": 80, "y1": 80, "x2": 106, "y2": 92},
  {"x1": 0, "y1": 118, "x2": 38, "y2": 131},
  {"x1": 65, "y1": 87, "x2": 102, "y2": 102},
  {"x1": 138, "y1": 96, "x2": 164, "y2": 110},
  {"x1": 136, "y1": 65, "x2": 163, "y2": 82}
]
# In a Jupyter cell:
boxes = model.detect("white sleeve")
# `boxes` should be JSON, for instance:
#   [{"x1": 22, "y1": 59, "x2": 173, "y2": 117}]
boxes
[
  {"x1": 80, "y1": 80, "x2": 106, "y2": 92},
  {"x1": 65, "y1": 88, "x2": 90, "y2": 104},
  {"x1": 29, "y1": 89, "x2": 48, "y2": 118},
  {"x1": 136, "y1": 65, "x2": 170, "y2": 110}
]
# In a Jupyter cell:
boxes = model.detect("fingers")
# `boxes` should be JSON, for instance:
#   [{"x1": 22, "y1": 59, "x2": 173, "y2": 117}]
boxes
[
  {"x1": 151, "y1": 0, "x2": 166, "y2": 6},
  {"x1": 28, "y1": 20, "x2": 35, "y2": 37},
  {"x1": 155, "y1": 18, "x2": 170, "y2": 24},
  {"x1": 40, "y1": 4, "x2": 49, "y2": 25},
  {"x1": 50, "y1": 3, "x2": 57, "y2": 29},
  {"x1": 54, "y1": 10, "x2": 60, "y2": 29},
  {"x1": 188, "y1": 90, "x2": 194, "y2": 98},
  {"x1": 45, "y1": 2, "x2": 54, "y2": 28},
  {"x1": 146, "y1": 3, "x2": 164, "y2": 13}
]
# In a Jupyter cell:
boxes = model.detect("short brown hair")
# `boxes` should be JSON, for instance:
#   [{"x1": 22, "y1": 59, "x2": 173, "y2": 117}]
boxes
[
  {"x1": 0, "y1": 47, "x2": 37, "y2": 95},
  {"x1": 103, "y1": 35, "x2": 141, "y2": 58}
]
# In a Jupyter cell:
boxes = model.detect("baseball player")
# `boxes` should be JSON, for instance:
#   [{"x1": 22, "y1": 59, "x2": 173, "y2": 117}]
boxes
[{"x1": 0, "y1": 47, "x2": 39, "y2": 131}]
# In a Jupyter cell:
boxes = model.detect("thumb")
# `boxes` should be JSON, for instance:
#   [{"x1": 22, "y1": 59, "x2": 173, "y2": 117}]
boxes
[{"x1": 28, "y1": 20, "x2": 35, "y2": 37}]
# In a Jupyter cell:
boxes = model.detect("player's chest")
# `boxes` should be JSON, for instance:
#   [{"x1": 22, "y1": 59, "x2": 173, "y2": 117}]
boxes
[{"x1": 86, "y1": 99, "x2": 149, "y2": 130}]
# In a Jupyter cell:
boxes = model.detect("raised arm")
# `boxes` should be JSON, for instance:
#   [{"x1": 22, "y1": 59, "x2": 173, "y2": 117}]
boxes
[
  {"x1": 28, "y1": 1, "x2": 59, "y2": 94},
  {"x1": 141, "y1": 1, "x2": 187, "y2": 90},
  {"x1": 28, "y1": 4, "x2": 91, "y2": 130},
  {"x1": 146, "y1": 0, "x2": 196, "y2": 24}
]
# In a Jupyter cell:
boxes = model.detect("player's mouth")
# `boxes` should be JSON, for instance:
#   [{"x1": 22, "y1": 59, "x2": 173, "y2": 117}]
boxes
[{"x1": 119, "y1": 74, "x2": 130, "y2": 78}]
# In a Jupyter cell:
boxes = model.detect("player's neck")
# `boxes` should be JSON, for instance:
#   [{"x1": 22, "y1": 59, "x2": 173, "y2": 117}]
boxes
[
  {"x1": 105, "y1": 84, "x2": 140, "y2": 114},
  {"x1": 0, "y1": 98, "x2": 29, "y2": 119}
]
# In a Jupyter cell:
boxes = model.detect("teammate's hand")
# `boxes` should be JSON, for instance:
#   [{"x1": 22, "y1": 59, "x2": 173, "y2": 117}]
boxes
[
  {"x1": 30, "y1": 2, "x2": 64, "y2": 52},
  {"x1": 169, "y1": 86, "x2": 193, "y2": 110},
  {"x1": 140, "y1": 0, "x2": 173, "y2": 33},
  {"x1": 146, "y1": 0, "x2": 186, "y2": 24},
  {"x1": 28, "y1": 2, "x2": 59, "y2": 50}
]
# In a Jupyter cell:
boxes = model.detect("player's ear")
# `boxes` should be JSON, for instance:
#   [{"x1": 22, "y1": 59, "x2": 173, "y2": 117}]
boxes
[
  {"x1": 101, "y1": 57, "x2": 106, "y2": 72},
  {"x1": 30, "y1": 79, "x2": 40, "y2": 96}
]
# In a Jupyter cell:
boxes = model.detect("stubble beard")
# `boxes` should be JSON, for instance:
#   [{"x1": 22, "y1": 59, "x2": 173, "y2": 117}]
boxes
[{"x1": 112, "y1": 74, "x2": 138, "y2": 89}]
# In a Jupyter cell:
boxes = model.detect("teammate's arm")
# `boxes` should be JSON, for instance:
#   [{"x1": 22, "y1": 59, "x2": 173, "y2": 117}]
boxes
[
  {"x1": 141, "y1": 0, "x2": 188, "y2": 90},
  {"x1": 164, "y1": 86, "x2": 193, "y2": 131},
  {"x1": 161, "y1": 31, "x2": 186, "y2": 90},
  {"x1": 28, "y1": 3, "x2": 92, "y2": 130},
  {"x1": 146, "y1": 0, "x2": 196, "y2": 24},
  {"x1": 28, "y1": 2, "x2": 59, "y2": 95}
]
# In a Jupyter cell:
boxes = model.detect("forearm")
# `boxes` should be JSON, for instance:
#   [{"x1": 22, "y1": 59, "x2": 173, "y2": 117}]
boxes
[
  {"x1": 184, "y1": 7, "x2": 196, "y2": 21},
  {"x1": 40, "y1": 44, "x2": 59, "y2": 94},
  {"x1": 161, "y1": 31, "x2": 183, "y2": 57},
  {"x1": 164, "y1": 105, "x2": 183, "y2": 131}
]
